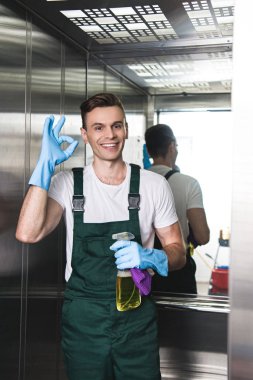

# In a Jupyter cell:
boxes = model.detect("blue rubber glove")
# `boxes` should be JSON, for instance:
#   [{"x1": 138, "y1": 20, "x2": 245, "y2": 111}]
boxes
[
  {"x1": 29, "y1": 115, "x2": 79, "y2": 191},
  {"x1": 143, "y1": 143, "x2": 152, "y2": 169},
  {"x1": 110, "y1": 240, "x2": 168, "y2": 276}
]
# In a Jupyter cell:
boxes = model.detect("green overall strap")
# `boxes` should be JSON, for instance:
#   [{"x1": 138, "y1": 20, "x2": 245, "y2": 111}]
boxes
[
  {"x1": 72, "y1": 167, "x2": 84, "y2": 223},
  {"x1": 128, "y1": 163, "x2": 140, "y2": 224}
]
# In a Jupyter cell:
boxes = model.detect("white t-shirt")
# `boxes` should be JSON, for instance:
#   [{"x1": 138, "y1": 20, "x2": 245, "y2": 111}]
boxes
[
  {"x1": 48, "y1": 163, "x2": 178, "y2": 281},
  {"x1": 148, "y1": 165, "x2": 204, "y2": 243}
]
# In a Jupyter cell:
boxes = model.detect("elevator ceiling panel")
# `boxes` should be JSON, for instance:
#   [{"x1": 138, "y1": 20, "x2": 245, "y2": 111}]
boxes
[{"x1": 17, "y1": 0, "x2": 234, "y2": 96}]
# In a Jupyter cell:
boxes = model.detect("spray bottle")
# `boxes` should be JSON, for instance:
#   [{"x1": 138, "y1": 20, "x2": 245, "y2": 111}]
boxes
[{"x1": 112, "y1": 232, "x2": 141, "y2": 311}]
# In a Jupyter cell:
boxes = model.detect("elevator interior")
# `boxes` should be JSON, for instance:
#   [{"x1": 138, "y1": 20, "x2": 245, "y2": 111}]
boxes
[{"x1": 0, "y1": 0, "x2": 237, "y2": 379}]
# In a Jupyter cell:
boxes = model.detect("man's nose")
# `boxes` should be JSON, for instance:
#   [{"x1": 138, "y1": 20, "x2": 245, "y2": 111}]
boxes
[{"x1": 105, "y1": 126, "x2": 116, "y2": 138}]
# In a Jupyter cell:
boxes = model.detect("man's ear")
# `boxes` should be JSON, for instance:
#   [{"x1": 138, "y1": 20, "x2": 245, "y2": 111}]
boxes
[
  {"x1": 168, "y1": 142, "x2": 175, "y2": 153},
  {"x1": 80, "y1": 127, "x2": 88, "y2": 144}
]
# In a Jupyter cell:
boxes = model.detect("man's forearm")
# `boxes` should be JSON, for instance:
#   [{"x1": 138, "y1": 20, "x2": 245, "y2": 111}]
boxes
[
  {"x1": 163, "y1": 242, "x2": 186, "y2": 271},
  {"x1": 16, "y1": 186, "x2": 49, "y2": 243}
]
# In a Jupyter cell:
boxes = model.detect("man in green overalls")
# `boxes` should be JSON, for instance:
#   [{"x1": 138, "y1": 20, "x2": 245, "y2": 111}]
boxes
[{"x1": 16, "y1": 93, "x2": 186, "y2": 380}]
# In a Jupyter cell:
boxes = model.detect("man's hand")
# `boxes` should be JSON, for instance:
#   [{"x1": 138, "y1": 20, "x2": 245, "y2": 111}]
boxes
[
  {"x1": 29, "y1": 115, "x2": 79, "y2": 190},
  {"x1": 110, "y1": 240, "x2": 168, "y2": 276}
]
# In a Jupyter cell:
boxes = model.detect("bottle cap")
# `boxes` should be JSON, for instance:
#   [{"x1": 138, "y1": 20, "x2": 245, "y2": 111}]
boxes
[{"x1": 112, "y1": 232, "x2": 135, "y2": 240}]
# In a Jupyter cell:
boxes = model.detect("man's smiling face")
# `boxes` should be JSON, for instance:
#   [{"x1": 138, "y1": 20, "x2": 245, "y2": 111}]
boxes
[{"x1": 81, "y1": 106, "x2": 128, "y2": 163}]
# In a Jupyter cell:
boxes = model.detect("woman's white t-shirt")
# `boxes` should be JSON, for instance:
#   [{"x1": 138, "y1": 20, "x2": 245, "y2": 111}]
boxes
[{"x1": 48, "y1": 163, "x2": 178, "y2": 281}]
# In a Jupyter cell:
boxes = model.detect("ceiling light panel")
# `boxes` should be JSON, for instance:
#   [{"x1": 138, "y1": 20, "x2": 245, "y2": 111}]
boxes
[
  {"x1": 110, "y1": 7, "x2": 136, "y2": 16},
  {"x1": 61, "y1": 10, "x2": 86, "y2": 18},
  {"x1": 182, "y1": 0, "x2": 234, "y2": 38},
  {"x1": 60, "y1": 5, "x2": 178, "y2": 44},
  {"x1": 126, "y1": 55, "x2": 232, "y2": 92}
]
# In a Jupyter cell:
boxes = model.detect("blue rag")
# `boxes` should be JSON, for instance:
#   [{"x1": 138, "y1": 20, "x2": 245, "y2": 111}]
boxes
[{"x1": 130, "y1": 268, "x2": 152, "y2": 296}]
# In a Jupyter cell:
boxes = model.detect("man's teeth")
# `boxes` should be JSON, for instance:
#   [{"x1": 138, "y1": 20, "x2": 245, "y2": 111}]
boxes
[{"x1": 102, "y1": 143, "x2": 116, "y2": 147}]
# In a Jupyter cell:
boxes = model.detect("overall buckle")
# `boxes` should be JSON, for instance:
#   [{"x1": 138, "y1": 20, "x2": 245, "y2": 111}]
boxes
[
  {"x1": 128, "y1": 193, "x2": 140, "y2": 210},
  {"x1": 72, "y1": 195, "x2": 85, "y2": 212}
]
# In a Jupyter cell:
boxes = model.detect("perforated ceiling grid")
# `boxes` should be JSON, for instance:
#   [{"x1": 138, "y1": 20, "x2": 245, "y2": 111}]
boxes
[
  {"x1": 61, "y1": 1, "x2": 234, "y2": 45},
  {"x1": 61, "y1": 5, "x2": 178, "y2": 44},
  {"x1": 126, "y1": 53, "x2": 232, "y2": 92},
  {"x1": 39, "y1": 0, "x2": 235, "y2": 94}
]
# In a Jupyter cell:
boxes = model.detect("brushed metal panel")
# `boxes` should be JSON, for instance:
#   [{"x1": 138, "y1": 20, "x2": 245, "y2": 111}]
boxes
[
  {"x1": 87, "y1": 58, "x2": 106, "y2": 96},
  {"x1": 0, "y1": 4, "x2": 28, "y2": 380},
  {"x1": 28, "y1": 22, "x2": 62, "y2": 287},
  {"x1": 28, "y1": 224, "x2": 66, "y2": 287},
  {"x1": 64, "y1": 44, "x2": 87, "y2": 114},
  {"x1": 25, "y1": 298, "x2": 66, "y2": 380},
  {"x1": 0, "y1": 2, "x2": 27, "y2": 113},
  {"x1": 61, "y1": 44, "x2": 87, "y2": 171},
  {"x1": 30, "y1": 27, "x2": 61, "y2": 113},
  {"x1": 0, "y1": 299, "x2": 21, "y2": 380},
  {"x1": 229, "y1": 1, "x2": 253, "y2": 379},
  {"x1": 157, "y1": 305, "x2": 228, "y2": 380},
  {"x1": 0, "y1": 4, "x2": 26, "y2": 287},
  {"x1": 85, "y1": 60, "x2": 106, "y2": 163},
  {"x1": 28, "y1": 41, "x2": 89, "y2": 285}
]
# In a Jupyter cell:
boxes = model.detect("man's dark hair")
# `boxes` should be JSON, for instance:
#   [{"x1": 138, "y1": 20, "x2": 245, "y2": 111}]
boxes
[
  {"x1": 145, "y1": 124, "x2": 176, "y2": 158},
  {"x1": 80, "y1": 93, "x2": 126, "y2": 129}
]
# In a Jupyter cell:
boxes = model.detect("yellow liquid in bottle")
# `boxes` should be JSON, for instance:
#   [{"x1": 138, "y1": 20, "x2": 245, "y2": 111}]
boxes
[{"x1": 116, "y1": 272, "x2": 141, "y2": 311}]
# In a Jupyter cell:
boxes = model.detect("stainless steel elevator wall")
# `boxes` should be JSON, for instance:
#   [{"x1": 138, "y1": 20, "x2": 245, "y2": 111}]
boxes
[
  {"x1": 157, "y1": 301, "x2": 228, "y2": 380},
  {"x1": 0, "y1": 1, "x2": 228, "y2": 380},
  {"x1": 0, "y1": 4, "x2": 27, "y2": 378},
  {"x1": 0, "y1": 2, "x2": 147, "y2": 379}
]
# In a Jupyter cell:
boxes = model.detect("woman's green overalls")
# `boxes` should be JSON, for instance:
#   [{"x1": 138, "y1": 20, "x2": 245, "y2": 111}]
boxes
[{"x1": 61, "y1": 164, "x2": 161, "y2": 380}]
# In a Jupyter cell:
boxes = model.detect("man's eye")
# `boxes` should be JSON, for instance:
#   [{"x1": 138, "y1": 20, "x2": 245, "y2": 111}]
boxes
[
  {"x1": 113, "y1": 124, "x2": 122, "y2": 129},
  {"x1": 94, "y1": 126, "x2": 103, "y2": 131}
]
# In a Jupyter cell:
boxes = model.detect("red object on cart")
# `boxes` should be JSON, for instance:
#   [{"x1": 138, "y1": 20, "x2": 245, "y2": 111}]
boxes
[
  {"x1": 209, "y1": 267, "x2": 229, "y2": 295},
  {"x1": 209, "y1": 229, "x2": 230, "y2": 296}
]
